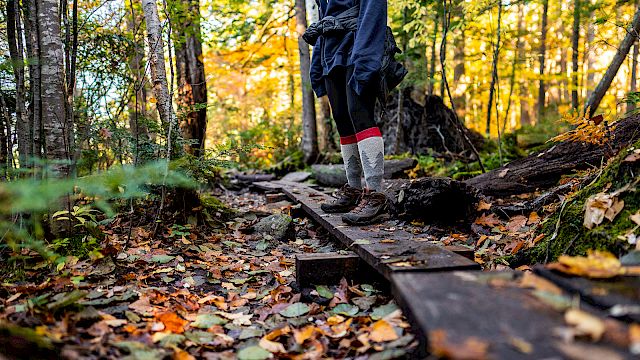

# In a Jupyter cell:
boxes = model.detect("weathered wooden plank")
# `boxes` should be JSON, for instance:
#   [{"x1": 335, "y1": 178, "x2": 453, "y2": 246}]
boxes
[
  {"x1": 391, "y1": 271, "x2": 633, "y2": 359},
  {"x1": 261, "y1": 181, "x2": 479, "y2": 279},
  {"x1": 535, "y1": 267, "x2": 640, "y2": 323},
  {"x1": 295, "y1": 252, "x2": 362, "y2": 287}
]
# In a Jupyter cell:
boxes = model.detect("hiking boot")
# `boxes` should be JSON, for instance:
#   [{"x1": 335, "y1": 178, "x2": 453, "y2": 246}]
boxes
[
  {"x1": 342, "y1": 191, "x2": 390, "y2": 225},
  {"x1": 320, "y1": 184, "x2": 362, "y2": 213}
]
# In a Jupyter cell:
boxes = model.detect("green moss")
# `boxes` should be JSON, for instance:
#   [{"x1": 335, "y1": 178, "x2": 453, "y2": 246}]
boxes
[
  {"x1": 200, "y1": 194, "x2": 235, "y2": 223},
  {"x1": 514, "y1": 140, "x2": 640, "y2": 265}
]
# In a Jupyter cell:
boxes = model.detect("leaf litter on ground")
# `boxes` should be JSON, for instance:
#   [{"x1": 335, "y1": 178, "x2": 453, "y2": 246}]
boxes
[{"x1": 0, "y1": 191, "x2": 417, "y2": 359}]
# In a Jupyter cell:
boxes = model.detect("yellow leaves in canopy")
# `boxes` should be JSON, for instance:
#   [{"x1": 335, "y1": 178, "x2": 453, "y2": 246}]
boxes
[{"x1": 547, "y1": 250, "x2": 640, "y2": 278}]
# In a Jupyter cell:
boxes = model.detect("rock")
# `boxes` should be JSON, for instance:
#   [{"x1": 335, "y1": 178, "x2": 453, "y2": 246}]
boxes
[
  {"x1": 281, "y1": 171, "x2": 312, "y2": 182},
  {"x1": 621, "y1": 250, "x2": 640, "y2": 266},
  {"x1": 311, "y1": 159, "x2": 417, "y2": 187},
  {"x1": 311, "y1": 164, "x2": 348, "y2": 187},
  {"x1": 253, "y1": 214, "x2": 294, "y2": 241}
]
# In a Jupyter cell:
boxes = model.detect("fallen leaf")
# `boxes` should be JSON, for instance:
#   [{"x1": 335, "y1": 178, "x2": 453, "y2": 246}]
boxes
[
  {"x1": 156, "y1": 313, "x2": 188, "y2": 334},
  {"x1": 631, "y1": 212, "x2": 640, "y2": 226},
  {"x1": 293, "y1": 325, "x2": 317, "y2": 344},
  {"x1": 332, "y1": 303, "x2": 359, "y2": 317},
  {"x1": 564, "y1": 308, "x2": 606, "y2": 341},
  {"x1": 474, "y1": 213, "x2": 501, "y2": 227},
  {"x1": 279, "y1": 303, "x2": 309, "y2": 318},
  {"x1": 190, "y1": 314, "x2": 227, "y2": 329},
  {"x1": 548, "y1": 250, "x2": 625, "y2": 278},
  {"x1": 584, "y1": 192, "x2": 624, "y2": 229},
  {"x1": 477, "y1": 200, "x2": 492, "y2": 211},
  {"x1": 237, "y1": 346, "x2": 272, "y2": 360},
  {"x1": 429, "y1": 329, "x2": 489, "y2": 360},
  {"x1": 259, "y1": 337, "x2": 286, "y2": 353},
  {"x1": 506, "y1": 215, "x2": 528, "y2": 232},
  {"x1": 519, "y1": 272, "x2": 563, "y2": 295},
  {"x1": 369, "y1": 320, "x2": 399, "y2": 342},
  {"x1": 528, "y1": 212, "x2": 540, "y2": 225},
  {"x1": 173, "y1": 348, "x2": 195, "y2": 360},
  {"x1": 498, "y1": 168, "x2": 509, "y2": 178}
]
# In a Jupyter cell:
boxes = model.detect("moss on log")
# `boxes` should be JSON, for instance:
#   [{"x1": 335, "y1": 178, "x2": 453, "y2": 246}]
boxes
[{"x1": 512, "y1": 139, "x2": 640, "y2": 265}]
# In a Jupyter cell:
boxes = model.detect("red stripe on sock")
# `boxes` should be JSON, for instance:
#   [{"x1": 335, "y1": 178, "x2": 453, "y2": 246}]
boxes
[
  {"x1": 355, "y1": 127, "x2": 382, "y2": 142},
  {"x1": 340, "y1": 135, "x2": 357, "y2": 145}
]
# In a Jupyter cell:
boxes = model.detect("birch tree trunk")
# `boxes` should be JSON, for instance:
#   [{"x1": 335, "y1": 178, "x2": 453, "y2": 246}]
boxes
[
  {"x1": 585, "y1": 7, "x2": 640, "y2": 116},
  {"x1": 173, "y1": 0, "x2": 207, "y2": 156},
  {"x1": 23, "y1": 0, "x2": 41, "y2": 159},
  {"x1": 127, "y1": 0, "x2": 151, "y2": 157},
  {"x1": 38, "y1": 0, "x2": 70, "y2": 176},
  {"x1": 296, "y1": 0, "x2": 319, "y2": 164},
  {"x1": 141, "y1": 0, "x2": 173, "y2": 138},
  {"x1": 6, "y1": 0, "x2": 29, "y2": 166},
  {"x1": 537, "y1": 0, "x2": 549, "y2": 121}
]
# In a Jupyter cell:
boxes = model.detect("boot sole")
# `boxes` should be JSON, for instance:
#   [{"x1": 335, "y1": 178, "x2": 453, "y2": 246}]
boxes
[{"x1": 342, "y1": 213, "x2": 390, "y2": 226}]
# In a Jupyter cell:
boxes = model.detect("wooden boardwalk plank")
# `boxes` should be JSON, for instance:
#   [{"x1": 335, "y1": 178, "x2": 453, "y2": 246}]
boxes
[
  {"x1": 256, "y1": 181, "x2": 479, "y2": 280},
  {"x1": 391, "y1": 271, "x2": 633, "y2": 359}
]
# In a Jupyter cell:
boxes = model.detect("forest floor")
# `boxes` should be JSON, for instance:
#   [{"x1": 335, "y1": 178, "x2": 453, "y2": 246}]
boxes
[{"x1": 0, "y1": 189, "x2": 420, "y2": 360}]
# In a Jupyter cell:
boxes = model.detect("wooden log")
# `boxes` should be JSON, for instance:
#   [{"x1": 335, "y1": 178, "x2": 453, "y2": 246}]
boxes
[
  {"x1": 295, "y1": 252, "x2": 362, "y2": 287},
  {"x1": 311, "y1": 158, "x2": 417, "y2": 187},
  {"x1": 465, "y1": 115, "x2": 640, "y2": 196},
  {"x1": 535, "y1": 267, "x2": 640, "y2": 323},
  {"x1": 393, "y1": 177, "x2": 481, "y2": 222},
  {"x1": 265, "y1": 193, "x2": 288, "y2": 204}
]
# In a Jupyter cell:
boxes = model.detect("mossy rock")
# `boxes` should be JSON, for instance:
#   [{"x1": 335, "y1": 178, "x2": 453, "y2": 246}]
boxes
[
  {"x1": 253, "y1": 214, "x2": 294, "y2": 241},
  {"x1": 513, "y1": 140, "x2": 640, "y2": 265},
  {"x1": 200, "y1": 194, "x2": 235, "y2": 223}
]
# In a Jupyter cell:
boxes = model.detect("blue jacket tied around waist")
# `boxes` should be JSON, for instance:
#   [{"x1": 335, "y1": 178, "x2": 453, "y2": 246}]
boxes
[{"x1": 309, "y1": 0, "x2": 387, "y2": 98}]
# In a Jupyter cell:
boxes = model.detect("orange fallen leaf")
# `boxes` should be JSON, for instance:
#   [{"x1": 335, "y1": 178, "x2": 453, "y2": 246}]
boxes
[
  {"x1": 294, "y1": 325, "x2": 318, "y2": 344},
  {"x1": 369, "y1": 319, "x2": 399, "y2": 342},
  {"x1": 173, "y1": 348, "x2": 195, "y2": 360},
  {"x1": 474, "y1": 213, "x2": 501, "y2": 227},
  {"x1": 155, "y1": 312, "x2": 188, "y2": 334},
  {"x1": 528, "y1": 212, "x2": 540, "y2": 224},
  {"x1": 477, "y1": 200, "x2": 492, "y2": 211},
  {"x1": 429, "y1": 329, "x2": 489, "y2": 360}
]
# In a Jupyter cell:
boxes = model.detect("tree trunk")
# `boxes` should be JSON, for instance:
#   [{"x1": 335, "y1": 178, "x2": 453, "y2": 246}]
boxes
[
  {"x1": 466, "y1": 115, "x2": 640, "y2": 196},
  {"x1": 585, "y1": 8, "x2": 595, "y2": 100},
  {"x1": 38, "y1": 0, "x2": 70, "y2": 176},
  {"x1": 485, "y1": 0, "x2": 502, "y2": 137},
  {"x1": 127, "y1": 0, "x2": 151, "y2": 162},
  {"x1": 585, "y1": 7, "x2": 640, "y2": 116},
  {"x1": 296, "y1": 0, "x2": 318, "y2": 164},
  {"x1": 427, "y1": 14, "x2": 438, "y2": 96},
  {"x1": 630, "y1": 41, "x2": 639, "y2": 113},
  {"x1": 6, "y1": 0, "x2": 29, "y2": 166},
  {"x1": 537, "y1": 0, "x2": 549, "y2": 121},
  {"x1": 517, "y1": 5, "x2": 531, "y2": 126},
  {"x1": 173, "y1": 0, "x2": 207, "y2": 156},
  {"x1": 23, "y1": 0, "x2": 41, "y2": 159},
  {"x1": 453, "y1": 10, "x2": 466, "y2": 122},
  {"x1": 319, "y1": 97, "x2": 338, "y2": 153},
  {"x1": 571, "y1": 0, "x2": 581, "y2": 110},
  {"x1": 142, "y1": 0, "x2": 174, "y2": 146}
]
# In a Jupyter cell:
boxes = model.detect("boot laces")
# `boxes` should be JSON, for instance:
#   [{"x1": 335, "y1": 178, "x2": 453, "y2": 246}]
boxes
[{"x1": 352, "y1": 193, "x2": 370, "y2": 213}]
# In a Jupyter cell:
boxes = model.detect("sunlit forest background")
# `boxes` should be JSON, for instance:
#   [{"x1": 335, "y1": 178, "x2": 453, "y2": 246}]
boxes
[{"x1": 3, "y1": 0, "x2": 639, "y2": 172}]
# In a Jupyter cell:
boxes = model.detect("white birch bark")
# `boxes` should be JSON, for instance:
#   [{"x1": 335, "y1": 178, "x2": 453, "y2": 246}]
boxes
[
  {"x1": 141, "y1": 0, "x2": 174, "y2": 136},
  {"x1": 37, "y1": 0, "x2": 70, "y2": 175}
]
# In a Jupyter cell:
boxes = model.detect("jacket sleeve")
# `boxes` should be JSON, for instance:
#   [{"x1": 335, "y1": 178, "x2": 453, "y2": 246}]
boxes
[
  {"x1": 310, "y1": 38, "x2": 327, "y2": 98},
  {"x1": 348, "y1": 0, "x2": 386, "y2": 95}
]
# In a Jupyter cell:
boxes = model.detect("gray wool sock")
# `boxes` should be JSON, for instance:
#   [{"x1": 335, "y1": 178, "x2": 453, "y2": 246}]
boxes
[
  {"x1": 357, "y1": 136, "x2": 384, "y2": 192},
  {"x1": 341, "y1": 143, "x2": 363, "y2": 189}
]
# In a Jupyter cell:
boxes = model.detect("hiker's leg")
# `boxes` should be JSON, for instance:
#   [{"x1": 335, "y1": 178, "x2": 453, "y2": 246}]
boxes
[
  {"x1": 345, "y1": 66, "x2": 384, "y2": 192},
  {"x1": 324, "y1": 66, "x2": 363, "y2": 189}
]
